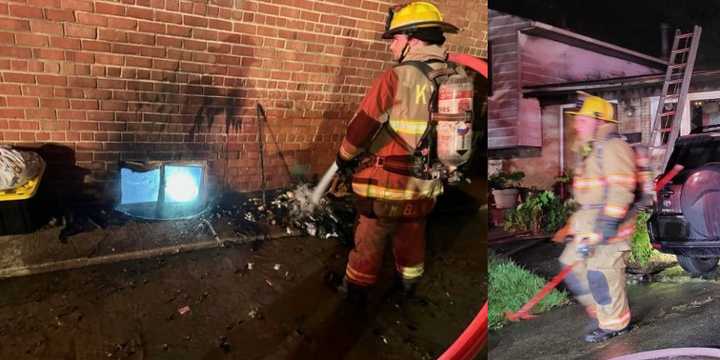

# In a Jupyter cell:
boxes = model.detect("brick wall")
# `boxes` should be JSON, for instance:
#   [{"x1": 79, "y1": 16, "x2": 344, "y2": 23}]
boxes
[{"x1": 0, "y1": 0, "x2": 487, "y2": 200}]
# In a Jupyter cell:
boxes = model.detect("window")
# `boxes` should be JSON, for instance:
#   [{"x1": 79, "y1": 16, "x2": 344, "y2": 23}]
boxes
[{"x1": 690, "y1": 99, "x2": 720, "y2": 133}]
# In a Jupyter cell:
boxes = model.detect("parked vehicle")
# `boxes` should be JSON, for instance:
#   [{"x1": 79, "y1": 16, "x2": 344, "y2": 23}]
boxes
[{"x1": 648, "y1": 126, "x2": 720, "y2": 275}]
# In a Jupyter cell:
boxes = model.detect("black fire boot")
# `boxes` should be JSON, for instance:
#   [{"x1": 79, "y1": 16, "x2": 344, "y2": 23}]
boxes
[
  {"x1": 584, "y1": 325, "x2": 631, "y2": 343},
  {"x1": 401, "y1": 278, "x2": 418, "y2": 298},
  {"x1": 335, "y1": 276, "x2": 368, "y2": 308},
  {"x1": 583, "y1": 318, "x2": 599, "y2": 333},
  {"x1": 390, "y1": 276, "x2": 424, "y2": 308}
]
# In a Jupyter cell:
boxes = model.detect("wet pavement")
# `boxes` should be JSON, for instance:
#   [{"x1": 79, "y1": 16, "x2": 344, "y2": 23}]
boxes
[
  {"x1": 490, "y1": 241, "x2": 720, "y2": 360},
  {"x1": 0, "y1": 208, "x2": 486, "y2": 359},
  {"x1": 491, "y1": 280, "x2": 720, "y2": 360}
]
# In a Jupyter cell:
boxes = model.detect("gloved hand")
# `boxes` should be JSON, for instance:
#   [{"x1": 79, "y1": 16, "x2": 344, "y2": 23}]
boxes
[
  {"x1": 576, "y1": 233, "x2": 600, "y2": 258},
  {"x1": 576, "y1": 242, "x2": 595, "y2": 258},
  {"x1": 335, "y1": 154, "x2": 357, "y2": 178}
]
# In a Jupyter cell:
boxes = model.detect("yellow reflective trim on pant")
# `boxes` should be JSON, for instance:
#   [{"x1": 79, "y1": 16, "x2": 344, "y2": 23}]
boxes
[
  {"x1": 604, "y1": 204, "x2": 628, "y2": 218},
  {"x1": 389, "y1": 119, "x2": 428, "y2": 136},
  {"x1": 585, "y1": 305, "x2": 597, "y2": 318},
  {"x1": 600, "y1": 310, "x2": 631, "y2": 330},
  {"x1": 352, "y1": 182, "x2": 442, "y2": 201},
  {"x1": 346, "y1": 266, "x2": 376, "y2": 286},
  {"x1": 398, "y1": 263, "x2": 424, "y2": 280}
]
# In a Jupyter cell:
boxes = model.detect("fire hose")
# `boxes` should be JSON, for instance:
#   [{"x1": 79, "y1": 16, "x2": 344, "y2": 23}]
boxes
[
  {"x1": 447, "y1": 53, "x2": 488, "y2": 78},
  {"x1": 505, "y1": 261, "x2": 580, "y2": 321},
  {"x1": 438, "y1": 301, "x2": 488, "y2": 360}
]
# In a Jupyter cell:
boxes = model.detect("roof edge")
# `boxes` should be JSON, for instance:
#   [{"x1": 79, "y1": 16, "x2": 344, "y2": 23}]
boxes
[
  {"x1": 521, "y1": 21, "x2": 668, "y2": 70},
  {"x1": 522, "y1": 69, "x2": 720, "y2": 97}
]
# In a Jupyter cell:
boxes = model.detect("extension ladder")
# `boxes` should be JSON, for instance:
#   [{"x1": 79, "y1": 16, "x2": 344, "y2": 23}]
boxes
[{"x1": 649, "y1": 25, "x2": 702, "y2": 175}]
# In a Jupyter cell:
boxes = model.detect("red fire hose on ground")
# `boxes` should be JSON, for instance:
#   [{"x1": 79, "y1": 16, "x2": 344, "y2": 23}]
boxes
[
  {"x1": 438, "y1": 301, "x2": 488, "y2": 360},
  {"x1": 505, "y1": 261, "x2": 580, "y2": 321},
  {"x1": 435, "y1": 54, "x2": 488, "y2": 360}
]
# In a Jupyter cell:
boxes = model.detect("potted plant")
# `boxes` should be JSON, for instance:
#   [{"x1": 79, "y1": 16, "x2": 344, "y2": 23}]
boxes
[
  {"x1": 489, "y1": 170, "x2": 525, "y2": 209},
  {"x1": 503, "y1": 190, "x2": 576, "y2": 235}
]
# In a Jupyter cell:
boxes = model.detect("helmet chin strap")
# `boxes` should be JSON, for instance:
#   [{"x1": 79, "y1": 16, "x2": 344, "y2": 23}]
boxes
[{"x1": 398, "y1": 40, "x2": 411, "y2": 63}]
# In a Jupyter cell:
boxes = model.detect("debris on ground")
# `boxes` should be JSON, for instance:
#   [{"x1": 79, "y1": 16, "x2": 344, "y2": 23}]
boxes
[
  {"x1": 217, "y1": 336, "x2": 231, "y2": 352},
  {"x1": 178, "y1": 305, "x2": 191, "y2": 315},
  {"x1": 672, "y1": 296, "x2": 714, "y2": 312},
  {"x1": 53, "y1": 181, "x2": 357, "y2": 248},
  {"x1": 208, "y1": 183, "x2": 356, "y2": 245},
  {"x1": 248, "y1": 308, "x2": 260, "y2": 319}
]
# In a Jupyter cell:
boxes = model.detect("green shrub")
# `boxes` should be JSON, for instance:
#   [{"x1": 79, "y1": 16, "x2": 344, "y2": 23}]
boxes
[
  {"x1": 489, "y1": 255, "x2": 569, "y2": 330},
  {"x1": 630, "y1": 211, "x2": 656, "y2": 267},
  {"x1": 503, "y1": 191, "x2": 576, "y2": 235}
]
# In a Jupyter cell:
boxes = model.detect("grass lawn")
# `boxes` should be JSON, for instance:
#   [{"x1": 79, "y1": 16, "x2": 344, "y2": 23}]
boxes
[{"x1": 489, "y1": 255, "x2": 569, "y2": 330}]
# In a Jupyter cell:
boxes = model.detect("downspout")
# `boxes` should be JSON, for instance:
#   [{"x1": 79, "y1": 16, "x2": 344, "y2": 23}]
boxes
[
  {"x1": 559, "y1": 108, "x2": 566, "y2": 199},
  {"x1": 560, "y1": 110, "x2": 564, "y2": 177}
]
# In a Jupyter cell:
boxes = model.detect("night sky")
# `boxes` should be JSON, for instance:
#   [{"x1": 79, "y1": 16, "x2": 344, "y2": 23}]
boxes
[{"x1": 489, "y1": 0, "x2": 720, "y2": 69}]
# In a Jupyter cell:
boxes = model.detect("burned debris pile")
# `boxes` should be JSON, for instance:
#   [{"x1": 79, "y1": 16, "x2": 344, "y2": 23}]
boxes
[
  {"x1": 212, "y1": 183, "x2": 356, "y2": 245},
  {"x1": 53, "y1": 183, "x2": 356, "y2": 247}
]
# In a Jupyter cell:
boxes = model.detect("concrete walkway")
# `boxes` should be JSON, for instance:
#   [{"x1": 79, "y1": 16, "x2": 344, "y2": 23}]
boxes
[{"x1": 0, "y1": 214, "x2": 293, "y2": 278}]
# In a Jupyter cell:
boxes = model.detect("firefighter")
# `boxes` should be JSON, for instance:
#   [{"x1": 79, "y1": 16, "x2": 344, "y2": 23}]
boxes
[
  {"x1": 332, "y1": 1, "x2": 460, "y2": 304},
  {"x1": 560, "y1": 96, "x2": 638, "y2": 343}
]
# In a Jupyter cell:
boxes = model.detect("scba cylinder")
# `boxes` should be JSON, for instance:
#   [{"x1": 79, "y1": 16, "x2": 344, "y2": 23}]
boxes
[{"x1": 436, "y1": 72, "x2": 473, "y2": 170}]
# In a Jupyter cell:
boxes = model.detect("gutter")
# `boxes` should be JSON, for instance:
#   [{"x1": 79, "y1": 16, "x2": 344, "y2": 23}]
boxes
[
  {"x1": 523, "y1": 70, "x2": 720, "y2": 98},
  {"x1": 521, "y1": 21, "x2": 667, "y2": 70}
]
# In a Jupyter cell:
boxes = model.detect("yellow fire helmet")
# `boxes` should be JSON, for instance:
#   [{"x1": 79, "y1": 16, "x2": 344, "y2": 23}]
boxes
[
  {"x1": 382, "y1": 2, "x2": 459, "y2": 39},
  {"x1": 568, "y1": 95, "x2": 617, "y2": 123}
]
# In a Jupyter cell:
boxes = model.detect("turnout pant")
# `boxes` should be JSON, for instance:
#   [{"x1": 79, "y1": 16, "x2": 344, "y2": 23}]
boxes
[
  {"x1": 345, "y1": 215, "x2": 426, "y2": 286},
  {"x1": 560, "y1": 241, "x2": 631, "y2": 331},
  {"x1": 345, "y1": 198, "x2": 434, "y2": 287}
]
